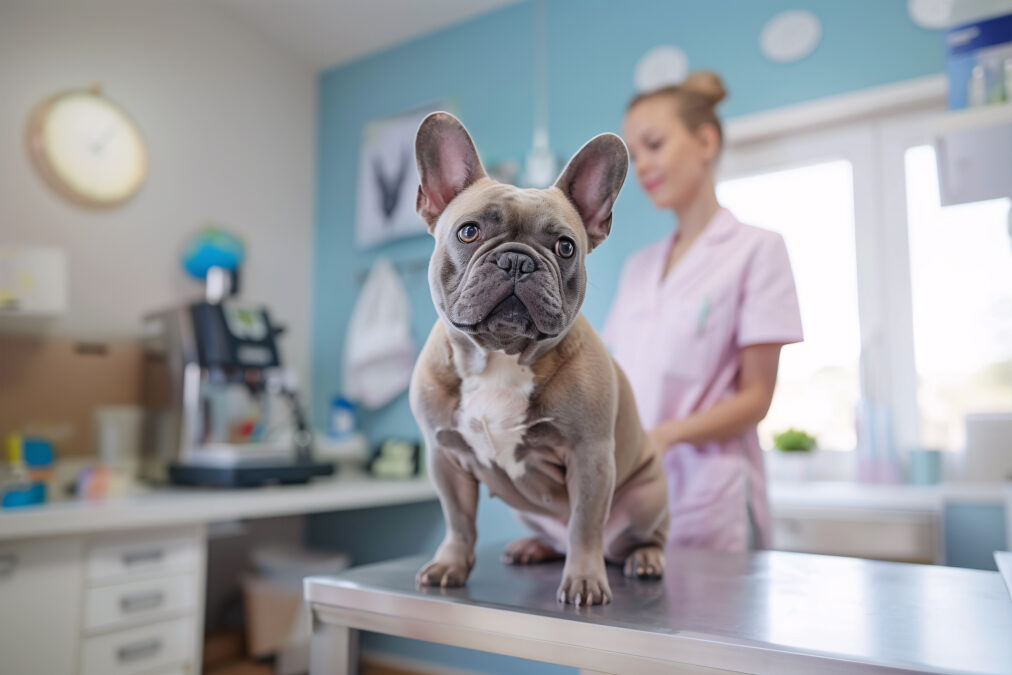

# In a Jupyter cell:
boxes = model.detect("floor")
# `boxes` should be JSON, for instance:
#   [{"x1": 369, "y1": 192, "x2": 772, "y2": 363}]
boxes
[
  {"x1": 205, "y1": 658, "x2": 423, "y2": 675},
  {"x1": 203, "y1": 630, "x2": 429, "y2": 675}
]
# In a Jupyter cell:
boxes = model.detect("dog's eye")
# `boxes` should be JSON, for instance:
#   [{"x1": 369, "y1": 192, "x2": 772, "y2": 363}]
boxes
[
  {"x1": 457, "y1": 222, "x2": 480, "y2": 243},
  {"x1": 555, "y1": 237, "x2": 575, "y2": 258}
]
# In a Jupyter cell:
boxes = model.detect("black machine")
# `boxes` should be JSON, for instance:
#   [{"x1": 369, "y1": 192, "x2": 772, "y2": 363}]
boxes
[{"x1": 140, "y1": 272, "x2": 332, "y2": 487}]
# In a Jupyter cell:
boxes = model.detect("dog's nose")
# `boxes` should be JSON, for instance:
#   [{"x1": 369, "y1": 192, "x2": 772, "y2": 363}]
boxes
[{"x1": 492, "y1": 251, "x2": 536, "y2": 277}]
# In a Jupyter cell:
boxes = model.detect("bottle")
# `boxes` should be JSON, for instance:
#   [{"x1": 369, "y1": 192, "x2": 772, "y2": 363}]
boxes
[
  {"x1": 1004, "y1": 57, "x2": 1012, "y2": 103},
  {"x1": 328, "y1": 396, "x2": 357, "y2": 439},
  {"x1": 950, "y1": 1, "x2": 1012, "y2": 108},
  {"x1": 968, "y1": 64, "x2": 988, "y2": 107},
  {"x1": 987, "y1": 59, "x2": 1006, "y2": 104}
]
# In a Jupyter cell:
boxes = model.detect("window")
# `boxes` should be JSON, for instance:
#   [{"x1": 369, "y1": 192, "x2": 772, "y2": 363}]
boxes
[
  {"x1": 904, "y1": 145, "x2": 1012, "y2": 450},
  {"x1": 718, "y1": 160, "x2": 861, "y2": 451},
  {"x1": 718, "y1": 93, "x2": 1012, "y2": 463}
]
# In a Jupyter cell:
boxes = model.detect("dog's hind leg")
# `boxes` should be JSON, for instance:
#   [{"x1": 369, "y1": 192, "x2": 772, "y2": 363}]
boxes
[
  {"x1": 603, "y1": 452, "x2": 669, "y2": 579},
  {"x1": 502, "y1": 512, "x2": 566, "y2": 564},
  {"x1": 501, "y1": 536, "x2": 564, "y2": 565},
  {"x1": 622, "y1": 544, "x2": 665, "y2": 579}
]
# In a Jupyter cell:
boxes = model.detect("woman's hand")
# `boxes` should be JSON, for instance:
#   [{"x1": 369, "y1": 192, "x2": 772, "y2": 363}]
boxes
[
  {"x1": 648, "y1": 420, "x2": 683, "y2": 452},
  {"x1": 647, "y1": 424, "x2": 671, "y2": 452},
  {"x1": 650, "y1": 343, "x2": 783, "y2": 449}
]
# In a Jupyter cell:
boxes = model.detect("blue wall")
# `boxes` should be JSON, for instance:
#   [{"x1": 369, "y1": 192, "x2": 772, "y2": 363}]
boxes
[{"x1": 310, "y1": 2, "x2": 943, "y2": 672}]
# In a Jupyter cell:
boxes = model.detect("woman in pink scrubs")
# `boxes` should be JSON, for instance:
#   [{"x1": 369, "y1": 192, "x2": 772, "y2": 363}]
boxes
[{"x1": 604, "y1": 71, "x2": 803, "y2": 552}]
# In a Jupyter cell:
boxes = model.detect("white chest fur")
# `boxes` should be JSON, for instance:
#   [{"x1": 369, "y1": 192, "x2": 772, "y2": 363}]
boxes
[{"x1": 456, "y1": 351, "x2": 534, "y2": 480}]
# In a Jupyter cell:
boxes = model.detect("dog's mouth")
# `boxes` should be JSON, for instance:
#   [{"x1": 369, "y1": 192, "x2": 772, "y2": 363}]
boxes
[{"x1": 450, "y1": 294, "x2": 559, "y2": 340}]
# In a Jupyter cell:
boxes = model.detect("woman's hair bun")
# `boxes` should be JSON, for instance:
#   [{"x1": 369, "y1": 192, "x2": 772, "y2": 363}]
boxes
[{"x1": 681, "y1": 70, "x2": 727, "y2": 106}]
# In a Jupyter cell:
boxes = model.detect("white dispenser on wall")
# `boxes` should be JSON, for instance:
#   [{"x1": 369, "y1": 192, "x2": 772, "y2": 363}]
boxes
[
  {"x1": 934, "y1": 104, "x2": 1012, "y2": 206},
  {"x1": 0, "y1": 245, "x2": 66, "y2": 316}
]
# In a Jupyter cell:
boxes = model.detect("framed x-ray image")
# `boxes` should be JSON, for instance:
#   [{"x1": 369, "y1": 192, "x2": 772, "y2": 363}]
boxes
[{"x1": 355, "y1": 103, "x2": 449, "y2": 249}]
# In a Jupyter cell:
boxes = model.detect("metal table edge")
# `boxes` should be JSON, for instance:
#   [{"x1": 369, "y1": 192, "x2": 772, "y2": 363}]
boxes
[{"x1": 305, "y1": 576, "x2": 945, "y2": 675}]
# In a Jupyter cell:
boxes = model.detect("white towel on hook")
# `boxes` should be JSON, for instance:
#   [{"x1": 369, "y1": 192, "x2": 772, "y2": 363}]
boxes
[{"x1": 342, "y1": 257, "x2": 415, "y2": 410}]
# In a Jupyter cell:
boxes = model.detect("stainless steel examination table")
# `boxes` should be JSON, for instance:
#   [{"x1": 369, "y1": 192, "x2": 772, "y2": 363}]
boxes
[{"x1": 305, "y1": 544, "x2": 1012, "y2": 674}]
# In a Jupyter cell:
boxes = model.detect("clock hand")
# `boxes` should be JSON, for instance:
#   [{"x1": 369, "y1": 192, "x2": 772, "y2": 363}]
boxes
[{"x1": 89, "y1": 125, "x2": 120, "y2": 155}]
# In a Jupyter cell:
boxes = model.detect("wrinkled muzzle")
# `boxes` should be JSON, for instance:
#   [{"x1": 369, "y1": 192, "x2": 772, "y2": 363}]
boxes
[{"x1": 446, "y1": 245, "x2": 565, "y2": 340}]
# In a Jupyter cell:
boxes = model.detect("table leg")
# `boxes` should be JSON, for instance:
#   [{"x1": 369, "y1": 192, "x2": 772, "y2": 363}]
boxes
[{"x1": 310, "y1": 614, "x2": 359, "y2": 675}]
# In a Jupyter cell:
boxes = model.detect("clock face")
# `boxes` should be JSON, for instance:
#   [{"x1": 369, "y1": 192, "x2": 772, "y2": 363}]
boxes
[{"x1": 28, "y1": 90, "x2": 147, "y2": 207}]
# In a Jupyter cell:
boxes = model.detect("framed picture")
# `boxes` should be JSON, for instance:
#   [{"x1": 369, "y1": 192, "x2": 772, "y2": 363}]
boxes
[{"x1": 355, "y1": 103, "x2": 448, "y2": 249}]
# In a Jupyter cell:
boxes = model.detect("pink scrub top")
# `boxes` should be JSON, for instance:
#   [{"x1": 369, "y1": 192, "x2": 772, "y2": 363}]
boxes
[{"x1": 603, "y1": 208, "x2": 803, "y2": 552}]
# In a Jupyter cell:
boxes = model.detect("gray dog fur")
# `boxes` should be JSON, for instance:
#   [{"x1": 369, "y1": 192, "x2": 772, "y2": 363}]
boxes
[{"x1": 409, "y1": 112, "x2": 669, "y2": 606}]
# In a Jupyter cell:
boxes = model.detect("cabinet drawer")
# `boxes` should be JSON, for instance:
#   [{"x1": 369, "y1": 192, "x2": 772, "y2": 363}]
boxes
[
  {"x1": 81, "y1": 617, "x2": 194, "y2": 675},
  {"x1": 773, "y1": 515, "x2": 937, "y2": 562},
  {"x1": 88, "y1": 530, "x2": 198, "y2": 583},
  {"x1": 84, "y1": 573, "x2": 197, "y2": 632}
]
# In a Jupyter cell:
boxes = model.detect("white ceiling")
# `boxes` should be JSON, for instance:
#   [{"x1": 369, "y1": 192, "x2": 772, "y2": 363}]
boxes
[{"x1": 212, "y1": 0, "x2": 522, "y2": 70}]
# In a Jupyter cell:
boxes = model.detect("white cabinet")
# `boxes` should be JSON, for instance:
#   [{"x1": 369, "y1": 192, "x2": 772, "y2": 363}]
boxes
[
  {"x1": 0, "y1": 536, "x2": 84, "y2": 675},
  {"x1": 768, "y1": 482, "x2": 946, "y2": 563},
  {"x1": 0, "y1": 526, "x2": 204, "y2": 675},
  {"x1": 933, "y1": 103, "x2": 1012, "y2": 206},
  {"x1": 772, "y1": 513, "x2": 938, "y2": 563},
  {"x1": 82, "y1": 526, "x2": 205, "y2": 675}
]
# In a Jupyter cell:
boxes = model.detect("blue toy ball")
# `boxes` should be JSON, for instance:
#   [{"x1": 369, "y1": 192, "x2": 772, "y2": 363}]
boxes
[{"x1": 181, "y1": 227, "x2": 245, "y2": 280}]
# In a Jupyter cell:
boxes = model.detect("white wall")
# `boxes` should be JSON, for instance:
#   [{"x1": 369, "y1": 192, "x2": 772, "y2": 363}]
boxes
[{"x1": 0, "y1": 0, "x2": 317, "y2": 388}]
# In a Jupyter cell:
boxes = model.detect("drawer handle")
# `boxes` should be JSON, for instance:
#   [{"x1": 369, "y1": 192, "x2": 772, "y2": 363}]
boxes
[
  {"x1": 121, "y1": 548, "x2": 165, "y2": 566},
  {"x1": 0, "y1": 553, "x2": 18, "y2": 576},
  {"x1": 116, "y1": 637, "x2": 162, "y2": 663},
  {"x1": 119, "y1": 590, "x2": 165, "y2": 613}
]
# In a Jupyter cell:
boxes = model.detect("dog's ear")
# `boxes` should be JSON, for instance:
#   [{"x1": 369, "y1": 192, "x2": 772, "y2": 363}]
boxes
[
  {"x1": 415, "y1": 112, "x2": 487, "y2": 231},
  {"x1": 554, "y1": 134, "x2": 628, "y2": 252}
]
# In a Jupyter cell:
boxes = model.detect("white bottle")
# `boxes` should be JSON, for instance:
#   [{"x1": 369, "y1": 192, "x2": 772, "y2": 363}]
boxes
[
  {"x1": 1004, "y1": 57, "x2": 1012, "y2": 103},
  {"x1": 968, "y1": 64, "x2": 988, "y2": 106}
]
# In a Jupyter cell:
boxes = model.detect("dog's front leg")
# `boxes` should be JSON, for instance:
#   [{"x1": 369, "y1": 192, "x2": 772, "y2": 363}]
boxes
[
  {"x1": 558, "y1": 442, "x2": 616, "y2": 605},
  {"x1": 416, "y1": 441, "x2": 479, "y2": 588}
]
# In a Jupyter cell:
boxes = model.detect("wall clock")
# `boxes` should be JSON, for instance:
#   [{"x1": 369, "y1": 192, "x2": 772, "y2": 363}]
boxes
[{"x1": 27, "y1": 86, "x2": 148, "y2": 208}]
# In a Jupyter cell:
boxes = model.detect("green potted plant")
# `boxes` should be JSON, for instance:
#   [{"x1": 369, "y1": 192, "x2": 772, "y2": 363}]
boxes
[
  {"x1": 773, "y1": 428, "x2": 817, "y2": 452},
  {"x1": 771, "y1": 428, "x2": 817, "y2": 481}
]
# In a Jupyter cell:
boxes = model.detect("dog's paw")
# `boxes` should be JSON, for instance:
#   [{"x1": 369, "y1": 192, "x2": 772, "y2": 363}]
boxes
[
  {"x1": 501, "y1": 537, "x2": 564, "y2": 565},
  {"x1": 557, "y1": 568, "x2": 612, "y2": 606},
  {"x1": 416, "y1": 559, "x2": 470, "y2": 588},
  {"x1": 623, "y1": 545, "x2": 665, "y2": 579}
]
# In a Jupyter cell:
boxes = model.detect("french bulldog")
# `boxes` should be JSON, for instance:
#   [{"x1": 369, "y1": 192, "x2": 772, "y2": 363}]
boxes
[{"x1": 409, "y1": 112, "x2": 669, "y2": 606}]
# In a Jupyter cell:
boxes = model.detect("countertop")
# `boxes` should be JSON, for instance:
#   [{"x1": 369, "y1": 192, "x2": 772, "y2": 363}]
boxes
[
  {"x1": 769, "y1": 480, "x2": 1007, "y2": 517},
  {"x1": 0, "y1": 472, "x2": 437, "y2": 541},
  {"x1": 2, "y1": 475, "x2": 1005, "y2": 543},
  {"x1": 307, "y1": 543, "x2": 1012, "y2": 674}
]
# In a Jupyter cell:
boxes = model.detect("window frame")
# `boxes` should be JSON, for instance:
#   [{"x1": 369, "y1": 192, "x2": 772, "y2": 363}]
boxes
[{"x1": 718, "y1": 87, "x2": 950, "y2": 454}]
